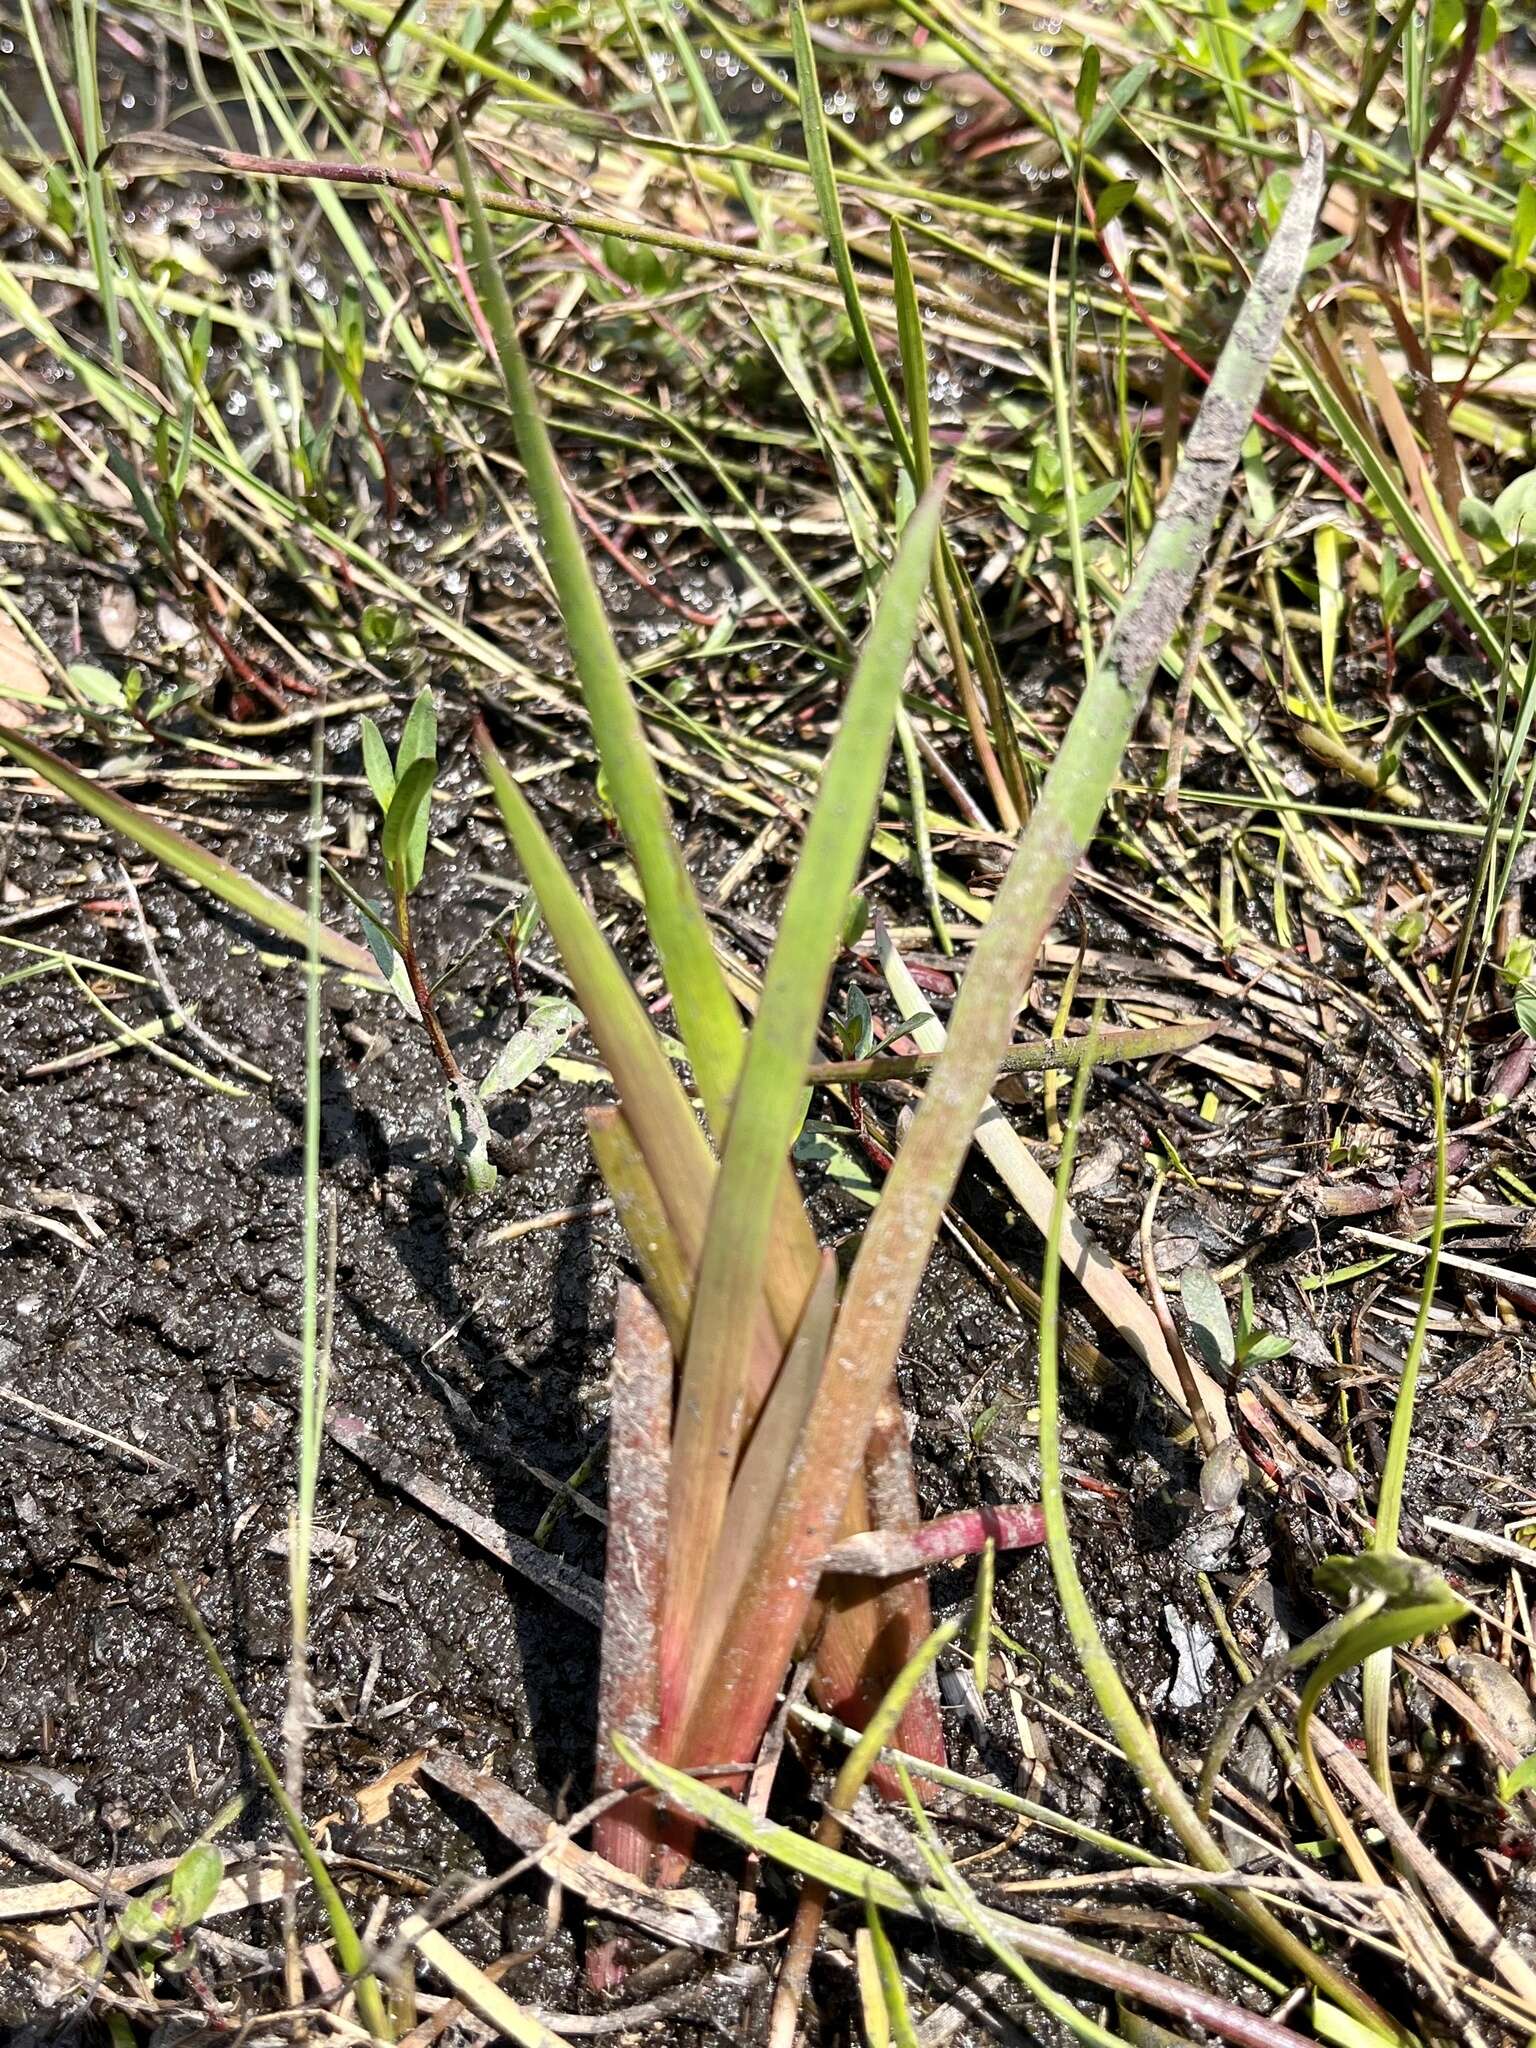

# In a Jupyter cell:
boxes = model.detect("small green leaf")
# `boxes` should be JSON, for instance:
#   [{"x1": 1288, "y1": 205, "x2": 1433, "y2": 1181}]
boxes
[
  {"x1": 1303, "y1": 233, "x2": 1350, "y2": 274},
  {"x1": 119, "y1": 1894, "x2": 167, "y2": 1946},
  {"x1": 1512, "y1": 181, "x2": 1536, "y2": 268},
  {"x1": 1514, "y1": 982, "x2": 1536, "y2": 1041},
  {"x1": 1313, "y1": 1550, "x2": 1456, "y2": 1608},
  {"x1": 1082, "y1": 56, "x2": 1153, "y2": 152},
  {"x1": 480, "y1": 996, "x2": 583, "y2": 1100},
  {"x1": 1493, "y1": 263, "x2": 1531, "y2": 319},
  {"x1": 1311, "y1": 1993, "x2": 1405, "y2": 2048},
  {"x1": 188, "y1": 306, "x2": 212, "y2": 386},
  {"x1": 1459, "y1": 497, "x2": 1503, "y2": 543},
  {"x1": 360, "y1": 603, "x2": 407, "y2": 654},
  {"x1": 1074, "y1": 47, "x2": 1100, "y2": 126},
  {"x1": 1500, "y1": 1749, "x2": 1536, "y2": 1803},
  {"x1": 844, "y1": 983, "x2": 875, "y2": 1060},
  {"x1": 602, "y1": 232, "x2": 672, "y2": 294},
  {"x1": 1180, "y1": 1262, "x2": 1235, "y2": 1370},
  {"x1": 68, "y1": 661, "x2": 125, "y2": 708},
  {"x1": 1242, "y1": 1332, "x2": 1294, "y2": 1364},
  {"x1": 446, "y1": 1081, "x2": 499, "y2": 1195},
  {"x1": 169, "y1": 1844, "x2": 223, "y2": 1928},
  {"x1": 1493, "y1": 470, "x2": 1536, "y2": 542},
  {"x1": 382, "y1": 755, "x2": 436, "y2": 895},
  {"x1": 394, "y1": 688, "x2": 438, "y2": 780},
  {"x1": 353, "y1": 894, "x2": 420, "y2": 1018},
  {"x1": 1096, "y1": 179, "x2": 1138, "y2": 232},
  {"x1": 359, "y1": 715, "x2": 395, "y2": 812}
]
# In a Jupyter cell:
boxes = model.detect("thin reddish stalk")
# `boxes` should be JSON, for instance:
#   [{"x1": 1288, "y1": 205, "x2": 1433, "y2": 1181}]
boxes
[
  {"x1": 1085, "y1": 198, "x2": 1367, "y2": 512},
  {"x1": 820, "y1": 1502, "x2": 1046, "y2": 1576}
]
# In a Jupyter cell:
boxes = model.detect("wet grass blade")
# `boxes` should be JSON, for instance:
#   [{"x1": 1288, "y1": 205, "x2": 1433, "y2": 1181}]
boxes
[
  {"x1": 614, "y1": 1735, "x2": 1352, "y2": 2048},
  {"x1": 788, "y1": 0, "x2": 912, "y2": 474},
  {"x1": 0, "y1": 726, "x2": 374, "y2": 974},
  {"x1": 667, "y1": 478, "x2": 946, "y2": 1705},
  {"x1": 1034, "y1": 1044, "x2": 1392, "y2": 2030},
  {"x1": 175, "y1": 1579, "x2": 392, "y2": 2040},
  {"x1": 675, "y1": 138, "x2": 1328, "y2": 1806}
]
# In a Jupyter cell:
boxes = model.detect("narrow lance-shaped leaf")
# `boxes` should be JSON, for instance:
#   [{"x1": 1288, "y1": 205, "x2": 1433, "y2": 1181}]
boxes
[
  {"x1": 452, "y1": 122, "x2": 744, "y2": 1126},
  {"x1": 666, "y1": 479, "x2": 946, "y2": 1713},
  {"x1": 395, "y1": 687, "x2": 437, "y2": 778},
  {"x1": 383, "y1": 754, "x2": 437, "y2": 897},
  {"x1": 474, "y1": 723, "x2": 717, "y2": 1265},
  {"x1": 0, "y1": 726, "x2": 374, "y2": 975},
  {"x1": 677, "y1": 140, "x2": 1328, "y2": 1791},
  {"x1": 359, "y1": 715, "x2": 395, "y2": 810},
  {"x1": 453, "y1": 121, "x2": 845, "y2": 1379}
]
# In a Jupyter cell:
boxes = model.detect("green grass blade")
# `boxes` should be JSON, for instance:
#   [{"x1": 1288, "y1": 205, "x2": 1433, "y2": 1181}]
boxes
[
  {"x1": 788, "y1": 0, "x2": 914, "y2": 475},
  {"x1": 0, "y1": 726, "x2": 374, "y2": 974},
  {"x1": 452, "y1": 122, "x2": 744, "y2": 1128},
  {"x1": 665, "y1": 479, "x2": 945, "y2": 1699},
  {"x1": 474, "y1": 723, "x2": 718, "y2": 1265},
  {"x1": 615, "y1": 1734, "x2": 1346, "y2": 2048},
  {"x1": 1362, "y1": 1067, "x2": 1447, "y2": 1802},
  {"x1": 676, "y1": 138, "x2": 1327, "y2": 1814},
  {"x1": 890, "y1": 222, "x2": 931, "y2": 492},
  {"x1": 1031, "y1": 1048, "x2": 1394, "y2": 2029},
  {"x1": 175, "y1": 1580, "x2": 392, "y2": 2040}
]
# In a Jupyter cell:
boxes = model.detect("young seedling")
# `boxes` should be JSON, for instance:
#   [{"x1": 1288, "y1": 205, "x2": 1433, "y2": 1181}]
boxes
[
  {"x1": 115, "y1": 1843, "x2": 224, "y2": 1984},
  {"x1": 351, "y1": 691, "x2": 501, "y2": 1192}
]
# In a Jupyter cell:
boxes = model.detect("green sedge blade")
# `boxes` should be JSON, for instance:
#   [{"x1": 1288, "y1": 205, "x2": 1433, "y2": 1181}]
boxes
[
  {"x1": 452, "y1": 123, "x2": 744, "y2": 1129},
  {"x1": 0, "y1": 726, "x2": 374, "y2": 975},
  {"x1": 669, "y1": 477, "x2": 946, "y2": 1704}
]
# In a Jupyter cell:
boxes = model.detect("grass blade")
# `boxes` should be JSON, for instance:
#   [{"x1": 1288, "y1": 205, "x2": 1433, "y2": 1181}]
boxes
[
  {"x1": 615, "y1": 1735, "x2": 1348, "y2": 2048},
  {"x1": 452, "y1": 122, "x2": 743, "y2": 1126},
  {"x1": 666, "y1": 479, "x2": 946, "y2": 1705},
  {"x1": 475, "y1": 722, "x2": 718, "y2": 1267},
  {"x1": 0, "y1": 726, "x2": 373, "y2": 974},
  {"x1": 175, "y1": 1580, "x2": 392, "y2": 2040}
]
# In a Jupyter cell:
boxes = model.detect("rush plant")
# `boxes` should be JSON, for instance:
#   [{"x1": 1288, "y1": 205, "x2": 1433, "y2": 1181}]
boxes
[
  {"x1": 454, "y1": 117, "x2": 979, "y2": 1876},
  {"x1": 456, "y1": 126, "x2": 1324, "y2": 1890}
]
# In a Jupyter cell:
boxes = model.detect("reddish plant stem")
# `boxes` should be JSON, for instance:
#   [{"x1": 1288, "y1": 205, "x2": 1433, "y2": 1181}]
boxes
[
  {"x1": 819, "y1": 1502, "x2": 1045, "y2": 1575},
  {"x1": 592, "y1": 1285, "x2": 672, "y2": 1894}
]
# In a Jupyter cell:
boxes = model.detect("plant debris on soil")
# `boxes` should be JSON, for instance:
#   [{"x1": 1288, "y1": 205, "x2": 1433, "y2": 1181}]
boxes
[{"x1": 5, "y1": 0, "x2": 1536, "y2": 2043}]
